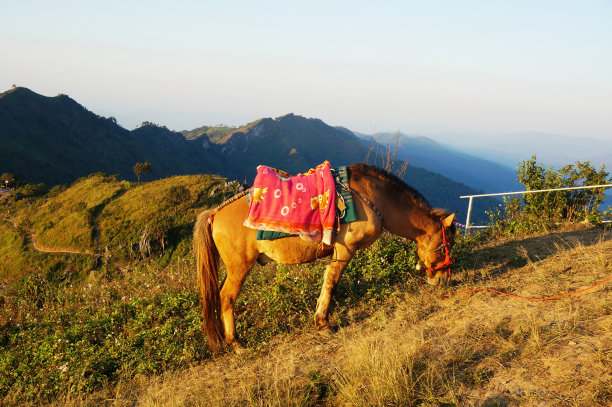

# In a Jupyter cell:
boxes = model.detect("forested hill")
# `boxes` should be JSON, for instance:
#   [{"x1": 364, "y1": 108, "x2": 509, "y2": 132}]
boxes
[
  {"x1": 185, "y1": 113, "x2": 366, "y2": 182},
  {"x1": 0, "y1": 87, "x2": 228, "y2": 185},
  {"x1": 0, "y1": 87, "x2": 496, "y2": 221}
]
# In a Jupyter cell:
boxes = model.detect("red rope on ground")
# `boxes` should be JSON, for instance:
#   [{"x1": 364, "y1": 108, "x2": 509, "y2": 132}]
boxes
[{"x1": 420, "y1": 272, "x2": 612, "y2": 301}]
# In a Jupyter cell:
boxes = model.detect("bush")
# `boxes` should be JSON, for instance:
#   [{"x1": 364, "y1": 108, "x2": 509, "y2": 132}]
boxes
[
  {"x1": 488, "y1": 156, "x2": 610, "y2": 235},
  {"x1": 16, "y1": 183, "x2": 48, "y2": 198}
]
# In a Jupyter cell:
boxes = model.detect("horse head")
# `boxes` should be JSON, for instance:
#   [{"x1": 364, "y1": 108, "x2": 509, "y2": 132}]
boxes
[{"x1": 416, "y1": 212, "x2": 456, "y2": 287}]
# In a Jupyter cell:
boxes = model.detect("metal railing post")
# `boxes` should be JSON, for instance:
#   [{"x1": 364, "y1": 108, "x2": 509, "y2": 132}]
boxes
[{"x1": 464, "y1": 196, "x2": 473, "y2": 235}]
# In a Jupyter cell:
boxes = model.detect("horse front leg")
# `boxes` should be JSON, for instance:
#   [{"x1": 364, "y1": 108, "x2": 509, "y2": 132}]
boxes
[{"x1": 314, "y1": 244, "x2": 353, "y2": 333}]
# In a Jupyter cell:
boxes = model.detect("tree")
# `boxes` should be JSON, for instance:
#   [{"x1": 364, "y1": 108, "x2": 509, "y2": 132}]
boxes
[
  {"x1": 488, "y1": 156, "x2": 610, "y2": 234},
  {"x1": 133, "y1": 162, "x2": 152, "y2": 183},
  {"x1": 1, "y1": 173, "x2": 15, "y2": 189}
]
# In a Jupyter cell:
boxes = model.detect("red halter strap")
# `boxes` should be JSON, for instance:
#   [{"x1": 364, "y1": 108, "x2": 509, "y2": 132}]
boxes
[{"x1": 425, "y1": 218, "x2": 455, "y2": 276}]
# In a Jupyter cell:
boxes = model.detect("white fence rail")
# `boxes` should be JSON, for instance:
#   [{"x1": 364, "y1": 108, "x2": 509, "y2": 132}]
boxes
[{"x1": 460, "y1": 183, "x2": 612, "y2": 235}]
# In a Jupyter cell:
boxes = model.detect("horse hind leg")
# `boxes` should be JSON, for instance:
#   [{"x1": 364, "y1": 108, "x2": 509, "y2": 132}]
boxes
[{"x1": 219, "y1": 262, "x2": 252, "y2": 352}]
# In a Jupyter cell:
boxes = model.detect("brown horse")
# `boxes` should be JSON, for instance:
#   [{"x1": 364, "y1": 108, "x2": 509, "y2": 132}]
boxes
[{"x1": 194, "y1": 163, "x2": 456, "y2": 352}]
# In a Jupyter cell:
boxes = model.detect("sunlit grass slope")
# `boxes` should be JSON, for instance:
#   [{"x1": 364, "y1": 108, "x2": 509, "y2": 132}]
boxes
[
  {"x1": 0, "y1": 172, "x2": 239, "y2": 403},
  {"x1": 0, "y1": 223, "x2": 28, "y2": 280},
  {"x1": 121, "y1": 227, "x2": 612, "y2": 407},
  {"x1": 14, "y1": 173, "x2": 230, "y2": 260},
  {"x1": 96, "y1": 174, "x2": 225, "y2": 259},
  {"x1": 28, "y1": 174, "x2": 127, "y2": 250}
]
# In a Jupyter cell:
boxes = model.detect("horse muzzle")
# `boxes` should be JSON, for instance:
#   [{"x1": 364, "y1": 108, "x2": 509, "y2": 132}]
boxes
[
  {"x1": 427, "y1": 272, "x2": 450, "y2": 287},
  {"x1": 416, "y1": 261, "x2": 450, "y2": 287}
]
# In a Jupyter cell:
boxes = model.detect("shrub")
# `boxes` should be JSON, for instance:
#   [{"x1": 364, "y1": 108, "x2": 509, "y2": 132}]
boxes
[
  {"x1": 488, "y1": 156, "x2": 610, "y2": 235},
  {"x1": 16, "y1": 183, "x2": 48, "y2": 198}
]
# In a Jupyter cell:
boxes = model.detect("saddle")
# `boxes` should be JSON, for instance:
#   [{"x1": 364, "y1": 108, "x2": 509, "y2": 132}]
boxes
[{"x1": 243, "y1": 161, "x2": 356, "y2": 244}]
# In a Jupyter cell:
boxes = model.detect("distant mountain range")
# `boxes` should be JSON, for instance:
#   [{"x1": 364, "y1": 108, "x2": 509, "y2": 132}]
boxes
[
  {"x1": 1, "y1": 87, "x2": 522, "y2": 223},
  {"x1": 355, "y1": 132, "x2": 521, "y2": 193},
  {"x1": 432, "y1": 132, "x2": 612, "y2": 170}
]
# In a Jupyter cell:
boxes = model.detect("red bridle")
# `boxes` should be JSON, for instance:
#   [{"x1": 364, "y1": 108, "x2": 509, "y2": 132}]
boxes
[{"x1": 423, "y1": 218, "x2": 455, "y2": 276}]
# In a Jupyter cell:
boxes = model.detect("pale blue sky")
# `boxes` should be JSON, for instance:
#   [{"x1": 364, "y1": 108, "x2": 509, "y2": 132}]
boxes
[{"x1": 2, "y1": 0, "x2": 612, "y2": 139}]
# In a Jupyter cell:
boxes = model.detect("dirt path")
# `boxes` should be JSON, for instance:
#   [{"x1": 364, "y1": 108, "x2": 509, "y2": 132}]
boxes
[
  {"x1": 2, "y1": 213, "x2": 95, "y2": 256},
  {"x1": 28, "y1": 232, "x2": 95, "y2": 255}
]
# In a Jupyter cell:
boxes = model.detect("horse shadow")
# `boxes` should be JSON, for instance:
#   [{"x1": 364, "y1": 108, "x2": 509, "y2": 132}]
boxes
[{"x1": 451, "y1": 227, "x2": 611, "y2": 287}]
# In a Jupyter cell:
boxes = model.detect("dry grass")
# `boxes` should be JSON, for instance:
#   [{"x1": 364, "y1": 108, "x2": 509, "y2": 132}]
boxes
[{"x1": 58, "y1": 227, "x2": 612, "y2": 407}]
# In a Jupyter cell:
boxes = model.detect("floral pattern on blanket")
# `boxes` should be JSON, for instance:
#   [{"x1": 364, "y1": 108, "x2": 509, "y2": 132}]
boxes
[{"x1": 243, "y1": 161, "x2": 336, "y2": 244}]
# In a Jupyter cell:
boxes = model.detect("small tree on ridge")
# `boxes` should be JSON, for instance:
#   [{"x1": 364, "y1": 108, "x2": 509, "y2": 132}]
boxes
[{"x1": 133, "y1": 162, "x2": 152, "y2": 183}]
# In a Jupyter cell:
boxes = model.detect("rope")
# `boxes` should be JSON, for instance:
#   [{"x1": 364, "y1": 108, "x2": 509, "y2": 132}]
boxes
[
  {"x1": 215, "y1": 188, "x2": 250, "y2": 211},
  {"x1": 420, "y1": 271, "x2": 612, "y2": 301}
]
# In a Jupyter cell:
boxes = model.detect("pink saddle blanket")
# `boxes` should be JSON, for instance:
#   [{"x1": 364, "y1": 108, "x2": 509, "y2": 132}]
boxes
[{"x1": 243, "y1": 161, "x2": 336, "y2": 244}]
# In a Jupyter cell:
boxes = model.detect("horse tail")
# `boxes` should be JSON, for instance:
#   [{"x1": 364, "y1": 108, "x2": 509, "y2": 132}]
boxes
[{"x1": 194, "y1": 210, "x2": 225, "y2": 350}]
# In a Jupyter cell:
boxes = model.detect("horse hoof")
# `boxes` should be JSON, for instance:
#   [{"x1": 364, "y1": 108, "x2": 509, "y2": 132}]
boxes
[
  {"x1": 232, "y1": 341, "x2": 247, "y2": 354},
  {"x1": 316, "y1": 326, "x2": 337, "y2": 336}
]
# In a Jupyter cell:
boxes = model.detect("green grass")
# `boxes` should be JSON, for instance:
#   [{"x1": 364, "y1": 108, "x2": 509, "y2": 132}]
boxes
[
  {"x1": 0, "y1": 173, "x2": 230, "y2": 403},
  {"x1": 96, "y1": 174, "x2": 226, "y2": 260},
  {"x1": 0, "y1": 260, "x2": 208, "y2": 403},
  {"x1": 0, "y1": 223, "x2": 28, "y2": 280},
  {"x1": 0, "y1": 230, "x2": 425, "y2": 404}
]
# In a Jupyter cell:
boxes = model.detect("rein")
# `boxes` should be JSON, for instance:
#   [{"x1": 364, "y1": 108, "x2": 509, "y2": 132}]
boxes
[
  {"x1": 420, "y1": 271, "x2": 612, "y2": 301},
  {"x1": 344, "y1": 185, "x2": 384, "y2": 225}
]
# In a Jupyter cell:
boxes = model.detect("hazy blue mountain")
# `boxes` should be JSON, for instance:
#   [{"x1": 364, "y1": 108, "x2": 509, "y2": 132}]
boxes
[
  {"x1": 426, "y1": 131, "x2": 612, "y2": 210},
  {"x1": 355, "y1": 132, "x2": 522, "y2": 193},
  {"x1": 431, "y1": 132, "x2": 612, "y2": 170}
]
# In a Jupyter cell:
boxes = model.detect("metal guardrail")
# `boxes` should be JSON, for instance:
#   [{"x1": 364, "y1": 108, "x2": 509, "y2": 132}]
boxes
[{"x1": 460, "y1": 183, "x2": 612, "y2": 235}]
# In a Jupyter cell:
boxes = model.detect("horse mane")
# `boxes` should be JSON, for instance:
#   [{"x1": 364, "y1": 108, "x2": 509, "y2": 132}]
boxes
[{"x1": 349, "y1": 163, "x2": 452, "y2": 218}]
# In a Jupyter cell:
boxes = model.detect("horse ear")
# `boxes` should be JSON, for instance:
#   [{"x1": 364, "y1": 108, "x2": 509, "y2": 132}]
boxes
[{"x1": 443, "y1": 212, "x2": 456, "y2": 228}]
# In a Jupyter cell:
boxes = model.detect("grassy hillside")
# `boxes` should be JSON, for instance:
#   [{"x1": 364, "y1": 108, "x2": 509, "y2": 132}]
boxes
[
  {"x1": 27, "y1": 174, "x2": 127, "y2": 251},
  {"x1": 0, "y1": 172, "x2": 248, "y2": 402},
  {"x1": 1, "y1": 170, "x2": 610, "y2": 405},
  {"x1": 84, "y1": 227, "x2": 612, "y2": 406},
  {"x1": 0, "y1": 173, "x2": 237, "y2": 279},
  {"x1": 0, "y1": 220, "x2": 29, "y2": 280},
  {"x1": 96, "y1": 173, "x2": 228, "y2": 259}
]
